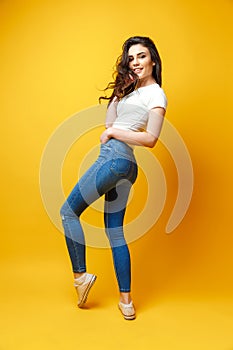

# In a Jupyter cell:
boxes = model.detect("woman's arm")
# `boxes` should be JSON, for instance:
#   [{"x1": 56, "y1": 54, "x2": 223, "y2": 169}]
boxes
[
  {"x1": 105, "y1": 96, "x2": 118, "y2": 128},
  {"x1": 100, "y1": 107, "x2": 165, "y2": 148}
]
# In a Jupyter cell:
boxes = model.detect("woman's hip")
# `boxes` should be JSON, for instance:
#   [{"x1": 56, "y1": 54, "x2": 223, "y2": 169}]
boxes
[{"x1": 101, "y1": 139, "x2": 136, "y2": 162}]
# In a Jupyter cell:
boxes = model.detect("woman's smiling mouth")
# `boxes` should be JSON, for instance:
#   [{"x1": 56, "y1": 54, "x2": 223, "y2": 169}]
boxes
[{"x1": 133, "y1": 68, "x2": 143, "y2": 74}]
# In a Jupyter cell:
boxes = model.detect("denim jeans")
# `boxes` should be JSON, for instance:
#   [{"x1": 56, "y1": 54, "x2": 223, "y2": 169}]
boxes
[{"x1": 60, "y1": 138, "x2": 138, "y2": 292}]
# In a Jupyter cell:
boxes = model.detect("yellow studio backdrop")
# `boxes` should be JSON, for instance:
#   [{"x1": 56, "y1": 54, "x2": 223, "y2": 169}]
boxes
[{"x1": 1, "y1": 0, "x2": 233, "y2": 349}]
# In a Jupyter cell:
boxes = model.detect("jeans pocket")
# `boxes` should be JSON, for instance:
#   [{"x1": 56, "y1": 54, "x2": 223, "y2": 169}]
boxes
[{"x1": 110, "y1": 157, "x2": 131, "y2": 177}]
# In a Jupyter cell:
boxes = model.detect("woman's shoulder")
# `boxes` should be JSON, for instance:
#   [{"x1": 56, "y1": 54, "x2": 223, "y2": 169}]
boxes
[
  {"x1": 118, "y1": 83, "x2": 167, "y2": 108},
  {"x1": 139, "y1": 83, "x2": 167, "y2": 109},
  {"x1": 139, "y1": 83, "x2": 166, "y2": 95}
]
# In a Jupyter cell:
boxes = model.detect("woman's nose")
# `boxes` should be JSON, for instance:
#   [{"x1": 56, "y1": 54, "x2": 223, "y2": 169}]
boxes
[{"x1": 132, "y1": 57, "x2": 139, "y2": 66}]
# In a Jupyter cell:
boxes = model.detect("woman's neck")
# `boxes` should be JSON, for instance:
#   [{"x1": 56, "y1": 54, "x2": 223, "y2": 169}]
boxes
[{"x1": 137, "y1": 77, "x2": 156, "y2": 88}]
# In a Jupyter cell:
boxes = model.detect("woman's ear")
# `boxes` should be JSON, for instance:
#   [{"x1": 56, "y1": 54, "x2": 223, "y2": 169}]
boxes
[{"x1": 152, "y1": 62, "x2": 156, "y2": 66}]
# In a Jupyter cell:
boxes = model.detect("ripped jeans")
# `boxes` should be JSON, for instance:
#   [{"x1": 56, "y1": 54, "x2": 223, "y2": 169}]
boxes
[{"x1": 60, "y1": 138, "x2": 138, "y2": 292}]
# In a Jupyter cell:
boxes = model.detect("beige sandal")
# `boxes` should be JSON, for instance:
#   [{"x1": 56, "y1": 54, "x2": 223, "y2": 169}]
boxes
[
  {"x1": 74, "y1": 273, "x2": 97, "y2": 307},
  {"x1": 118, "y1": 301, "x2": 136, "y2": 320}
]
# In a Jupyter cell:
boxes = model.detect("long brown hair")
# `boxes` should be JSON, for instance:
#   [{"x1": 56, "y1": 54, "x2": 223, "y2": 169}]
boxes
[{"x1": 99, "y1": 36, "x2": 162, "y2": 105}]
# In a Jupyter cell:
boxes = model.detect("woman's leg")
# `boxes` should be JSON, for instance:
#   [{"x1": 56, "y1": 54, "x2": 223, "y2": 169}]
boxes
[
  {"x1": 104, "y1": 180, "x2": 133, "y2": 303},
  {"x1": 60, "y1": 150, "x2": 120, "y2": 307},
  {"x1": 60, "y1": 141, "x2": 137, "y2": 311},
  {"x1": 60, "y1": 152, "x2": 112, "y2": 274},
  {"x1": 60, "y1": 144, "x2": 130, "y2": 275},
  {"x1": 60, "y1": 188, "x2": 88, "y2": 275}
]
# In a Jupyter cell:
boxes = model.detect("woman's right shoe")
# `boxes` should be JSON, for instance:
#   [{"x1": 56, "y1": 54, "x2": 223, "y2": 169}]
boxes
[
  {"x1": 74, "y1": 273, "x2": 97, "y2": 308},
  {"x1": 118, "y1": 301, "x2": 136, "y2": 320}
]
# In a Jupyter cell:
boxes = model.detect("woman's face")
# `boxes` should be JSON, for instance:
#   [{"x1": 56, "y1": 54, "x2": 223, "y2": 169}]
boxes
[{"x1": 128, "y1": 44, "x2": 155, "y2": 83}]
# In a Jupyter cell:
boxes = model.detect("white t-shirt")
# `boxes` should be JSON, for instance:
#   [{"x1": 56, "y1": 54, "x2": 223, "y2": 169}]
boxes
[{"x1": 112, "y1": 83, "x2": 167, "y2": 132}]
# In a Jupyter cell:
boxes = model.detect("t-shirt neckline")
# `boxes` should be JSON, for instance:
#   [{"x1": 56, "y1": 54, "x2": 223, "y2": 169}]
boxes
[{"x1": 137, "y1": 82, "x2": 158, "y2": 90}]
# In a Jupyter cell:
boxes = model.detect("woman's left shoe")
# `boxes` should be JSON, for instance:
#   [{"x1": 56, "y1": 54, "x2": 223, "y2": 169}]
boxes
[
  {"x1": 118, "y1": 301, "x2": 136, "y2": 320},
  {"x1": 74, "y1": 273, "x2": 97, "y2": 308}
]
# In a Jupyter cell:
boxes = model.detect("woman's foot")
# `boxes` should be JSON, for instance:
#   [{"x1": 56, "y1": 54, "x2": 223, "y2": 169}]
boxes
[
  {"x1": 74, "y1": 273, "x2": 97, "y2": 307},
  {"x1": 118, "y1": 301, "x2": 136, "y2": 320}
]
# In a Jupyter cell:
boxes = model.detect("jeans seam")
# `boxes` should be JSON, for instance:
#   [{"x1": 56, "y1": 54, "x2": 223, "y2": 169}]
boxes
[
  {"x1": 79, "y1": 164, "x2": 99, "y2": 192},
  {"x1": 63, "y1": 219, "x2": 85, "y2": 271}
]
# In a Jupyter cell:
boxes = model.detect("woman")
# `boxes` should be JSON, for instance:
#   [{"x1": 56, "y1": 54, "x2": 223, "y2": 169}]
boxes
[{"x1": 60, "y1": 36, "x2": 167, "y2": 320}]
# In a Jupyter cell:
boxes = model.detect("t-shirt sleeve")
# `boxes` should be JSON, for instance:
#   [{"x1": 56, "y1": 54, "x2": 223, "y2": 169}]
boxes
[{"x1": 147, "y1": 88, "x2": 167, "y2": 110}]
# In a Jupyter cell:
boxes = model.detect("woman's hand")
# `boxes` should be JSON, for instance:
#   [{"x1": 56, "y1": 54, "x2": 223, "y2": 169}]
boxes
[
  {"x1": 100, "y1": 108, "x2": 165, "y2": 148},
  {"x1": 100, "y1": 128, "x2": 112, "y2": 144}
]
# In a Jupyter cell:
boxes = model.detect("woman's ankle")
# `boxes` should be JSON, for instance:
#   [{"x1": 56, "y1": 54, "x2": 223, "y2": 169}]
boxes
[
  {"x1": 119, "y1": 292, "x2": 132, "y2": 304},
  {"x1": 74, "y1": 272, "x2": 85, "y2": 279}
]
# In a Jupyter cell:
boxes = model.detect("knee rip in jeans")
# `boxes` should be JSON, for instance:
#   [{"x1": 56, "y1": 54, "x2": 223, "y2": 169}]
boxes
[
  {"x1": 60, "y1": 202, "x2": 77, "y2": 220},
  {"x1": 60, "y1": 211, "x2": 78, "y2": 221}
]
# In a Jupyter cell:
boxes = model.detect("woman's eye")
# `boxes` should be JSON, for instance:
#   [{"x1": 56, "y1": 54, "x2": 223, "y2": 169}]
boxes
[{"x1": 128, "y1": 54, "x2": 146, "y2": 62}]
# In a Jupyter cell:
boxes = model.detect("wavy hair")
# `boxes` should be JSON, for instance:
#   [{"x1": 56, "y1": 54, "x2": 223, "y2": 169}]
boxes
[{"x1": 99, "y1": 36, "x2": 162, "y2": 104}]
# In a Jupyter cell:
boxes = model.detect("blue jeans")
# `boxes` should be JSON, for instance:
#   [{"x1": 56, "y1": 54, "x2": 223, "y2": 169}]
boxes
[{"x1": 60, "y1": 138, "x2": 138, "y2": 292}]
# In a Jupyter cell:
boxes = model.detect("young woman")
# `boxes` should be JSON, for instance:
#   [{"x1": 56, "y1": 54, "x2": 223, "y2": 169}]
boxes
[{"x1": 60, "y1": 36, "x2": 167, "y2": 320}]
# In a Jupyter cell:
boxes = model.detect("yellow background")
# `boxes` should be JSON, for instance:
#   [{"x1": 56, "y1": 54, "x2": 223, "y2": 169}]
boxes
[{"x1": 1, "y1": 0, "x2": 233, "y2": 349}]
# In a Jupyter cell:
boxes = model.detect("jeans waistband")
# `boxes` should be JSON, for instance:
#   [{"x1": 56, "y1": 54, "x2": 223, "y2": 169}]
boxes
[
  {"x1": 106, "y1": 138, "x2": 134, "y2": 154},
  {"x1": 100, "y1": 138, "x2": 136, "y2": 162}
]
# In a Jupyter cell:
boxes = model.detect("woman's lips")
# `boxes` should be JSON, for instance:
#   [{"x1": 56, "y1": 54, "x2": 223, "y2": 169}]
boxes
[{"x1": 134, "y1": 68, "x2": 143, "y2": 74}]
